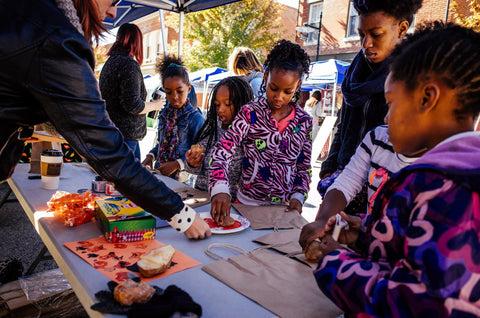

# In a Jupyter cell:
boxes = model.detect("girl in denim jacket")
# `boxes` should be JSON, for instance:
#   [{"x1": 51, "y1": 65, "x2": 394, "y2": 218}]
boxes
[{"x1": 142, "y1": 56, "x2": 204, "y2": 180}]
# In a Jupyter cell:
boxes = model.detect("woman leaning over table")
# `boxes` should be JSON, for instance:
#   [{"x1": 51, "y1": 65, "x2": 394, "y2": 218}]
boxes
[{"x1": 0, "y1": 0, "x2": 210, "y2": 239}]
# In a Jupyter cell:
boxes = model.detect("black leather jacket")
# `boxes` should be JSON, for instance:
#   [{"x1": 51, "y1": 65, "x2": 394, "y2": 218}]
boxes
[{"x1": 0, "y1": 0, "x2": 184, "y2": 219}]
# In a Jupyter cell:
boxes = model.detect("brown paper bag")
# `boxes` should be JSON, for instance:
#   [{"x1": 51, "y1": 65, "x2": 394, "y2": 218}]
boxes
[
  {"x1": 29, "y1": 141, "x2": 61, "y2": 174},
  {"x1": 173, "y1": 187, "x2": 211, "y2": 208},
  {"x1": 253, "y1": 229, "x2": 318, "y2": 268},
  {"x1": 232, "y1": 204, "x2": 308, "y2": 230},
  {"x1": 202, "y1": 244, "x2": 342, "y2": 318}
]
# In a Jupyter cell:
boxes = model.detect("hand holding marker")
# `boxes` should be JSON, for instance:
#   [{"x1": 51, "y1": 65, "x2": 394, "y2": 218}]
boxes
[{"x1": 332, "y1": 213, "x2": 349, "y2": 241}]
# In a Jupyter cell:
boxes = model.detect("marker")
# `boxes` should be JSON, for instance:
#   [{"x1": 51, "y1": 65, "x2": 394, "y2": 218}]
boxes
[{"x1": 332, "y1": 213, "x2": 348, "y2": 241}]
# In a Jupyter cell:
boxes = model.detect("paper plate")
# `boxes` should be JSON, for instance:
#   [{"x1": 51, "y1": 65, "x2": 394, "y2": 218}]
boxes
[{"x1": 199, "y1": 212, "x2": 250, "y2": 234}]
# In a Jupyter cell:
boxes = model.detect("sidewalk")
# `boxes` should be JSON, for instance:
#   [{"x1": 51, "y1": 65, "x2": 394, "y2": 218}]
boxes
[
  {"x1": 0, "y1": 183, "x2": 58, "y2": 278},
  {"x1": 303, "y1": 160, "x2": 322, "y2": 222}
]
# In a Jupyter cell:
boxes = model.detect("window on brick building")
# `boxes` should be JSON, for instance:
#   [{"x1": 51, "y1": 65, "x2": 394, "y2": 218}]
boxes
[
  {"x1": 346, "y1": 0, "x2": 359, "y2": 38},
  {"x1": 346, "y1": 1, "x2": 416, "y2": 39},
  {"x1": 146, "y1": 33, "x2": 155, "y2": 63},
  {"x1": 306, "y1": 0, "x2": 323, "y2": 45},
  {"x1": 144, "y1": 33, "x2": 151, "y2": 62}
]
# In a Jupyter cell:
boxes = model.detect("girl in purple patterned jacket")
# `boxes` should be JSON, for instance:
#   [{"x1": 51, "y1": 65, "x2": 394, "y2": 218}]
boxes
[
  {"x1": 209, "y1": 39, "x2": 312, "y2": 225},
  {"x1": 300, "y1": 23, "x2": 480, "y2": 317}
]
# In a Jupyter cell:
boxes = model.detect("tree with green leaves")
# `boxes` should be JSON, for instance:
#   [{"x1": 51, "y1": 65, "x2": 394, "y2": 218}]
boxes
[
  {"x1": 167, "y1": 0, "x2": 283, "y2": 71},
  {"x1": 452, "y1": 0, "x2": 480, "y2": 32}
]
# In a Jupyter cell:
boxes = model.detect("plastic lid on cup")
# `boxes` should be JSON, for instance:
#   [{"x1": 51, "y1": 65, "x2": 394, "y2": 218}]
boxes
[{"x1": 41, "y1": 149, "x2": 63, "y2": 156}]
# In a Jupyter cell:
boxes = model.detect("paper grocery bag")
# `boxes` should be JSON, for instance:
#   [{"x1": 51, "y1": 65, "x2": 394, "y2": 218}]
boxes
[
  {"x1": 253, "y1": 229, "x2": 318, "y2": 268},
  {"x1": 202, "y1": 244, "x2": 342, "y2": 318},
  {"x1": 174, "y1": 187, "x2": 210, "y2": 208},
  {"x1": 29, "y1": 140, "x2": 61, "y2": 174},
  {"x1": 232, "y1": 204, "x2": 308, "y2": 230}
]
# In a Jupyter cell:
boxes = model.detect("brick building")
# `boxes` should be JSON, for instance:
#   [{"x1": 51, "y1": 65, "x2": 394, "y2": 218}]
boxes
[{"x1": 295, "y1": 0, "x2": 472, "y2": 62}]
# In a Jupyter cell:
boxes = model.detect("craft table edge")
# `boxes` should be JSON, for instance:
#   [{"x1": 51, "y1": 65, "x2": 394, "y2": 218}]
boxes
[{"x1": 7, "y1": 163, "x2": 277, "y2": 318}]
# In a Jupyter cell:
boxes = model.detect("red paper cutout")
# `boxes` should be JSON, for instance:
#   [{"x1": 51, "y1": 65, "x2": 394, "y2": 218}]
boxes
[{"x1": 64, "y1": 237, "x2": 201, "y2": 283}]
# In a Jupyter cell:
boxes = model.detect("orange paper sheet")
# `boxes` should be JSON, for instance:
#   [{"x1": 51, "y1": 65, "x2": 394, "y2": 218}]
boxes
[{"x1": 64, "y1": 237, "x2": 201, "y2": 283}]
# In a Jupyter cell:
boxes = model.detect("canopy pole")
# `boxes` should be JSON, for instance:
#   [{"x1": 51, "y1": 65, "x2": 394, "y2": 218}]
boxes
[
  {"x1": 202, "y1": 80, "x2": 209, "y2": 110},
  {"x1": 332, "y1": 74, "x2": 337, "y2": 116},
  {"x1": 178, "y1": 11, "x2": 184, "y2": 58},
  {"x1": 159, "y1": 9, "x2": 168, "y2": 57}
]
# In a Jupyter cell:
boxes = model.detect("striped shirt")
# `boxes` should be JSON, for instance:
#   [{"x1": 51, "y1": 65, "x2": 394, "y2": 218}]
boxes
[{"x1": 327, "y1": 125, "x2": 417, "y2": 210}]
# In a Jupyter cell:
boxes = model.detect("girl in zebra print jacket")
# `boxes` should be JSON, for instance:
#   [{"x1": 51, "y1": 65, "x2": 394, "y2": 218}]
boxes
[{"x1": 208, "y1": 40, "x2": 312, "y2": 225}]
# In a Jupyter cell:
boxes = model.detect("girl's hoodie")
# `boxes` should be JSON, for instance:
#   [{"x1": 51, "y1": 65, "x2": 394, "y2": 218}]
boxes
[{"x1": 314, "y1": 131, "x2": 480, "y2": 318}]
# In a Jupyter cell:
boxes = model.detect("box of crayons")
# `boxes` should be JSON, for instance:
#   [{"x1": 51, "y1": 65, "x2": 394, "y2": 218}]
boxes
[{"x1": 95, "y1": 197, "x2": 156, "y2": 243}]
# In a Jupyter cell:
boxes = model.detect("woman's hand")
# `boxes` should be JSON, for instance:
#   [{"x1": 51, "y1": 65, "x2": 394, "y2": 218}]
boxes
[
  {"x1": 158, "y1": 161, "x2": 180, "y2": 177},
  {"x1": 285, "y1": 198, "x2": 302, "y2": 213},
  {"x1": 324, "y1": 212, "x2": 361, "y2": 245},
  {"x1": 141, "y1": 98, "x2": 165, "y2": 114},
  {"x1": 210, "y1": 193, "x2": 231, "y2": 225},
  {"x1": 142, "y1": 154, "x2": 154, "y2": 169},
  {"x1": 184, "y1": 213, "x2": 211, "y2": 239},
  {"x1": 185, "y1": 147, "x2": 205, "y2": 168}
]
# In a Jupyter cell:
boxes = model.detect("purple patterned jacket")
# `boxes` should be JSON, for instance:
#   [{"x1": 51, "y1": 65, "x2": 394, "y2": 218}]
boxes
[
  {"x1": 209, "y1": 96, "x2": 312, "y2": 204},
  {"x1": 315, "y1": 132, "x2": 480, "y2": 317}
]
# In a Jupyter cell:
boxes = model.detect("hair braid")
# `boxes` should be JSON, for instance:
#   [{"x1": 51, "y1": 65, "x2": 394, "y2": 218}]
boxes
[
  {"x1": 389, "y1": 22, "x2": 480, "y2": 119},
  {"x1": 195, "y1": 76, "x2": 254, "y2": 153}
]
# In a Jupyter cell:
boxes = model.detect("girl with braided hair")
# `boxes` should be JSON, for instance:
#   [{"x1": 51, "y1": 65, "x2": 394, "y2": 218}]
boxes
[
  {"x1": 185, "y1": 76, "x2": 254, "y2": 199},
  {"x1": 209, "y1": 39, "x2": 312, "y2": 225},
  {"x1": 142, "y1": 55, "x2": 205, "y2": 181},
  {"x1": 303, "y1": 22, "x2": 480, "y2": 317},
  {"x1": 318, "y1": 0, "x2": 424, "y2": 214}
]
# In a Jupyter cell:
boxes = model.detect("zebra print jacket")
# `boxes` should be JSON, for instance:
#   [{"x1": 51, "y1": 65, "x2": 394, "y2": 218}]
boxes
[{"x1": 209, "y1": 96, "x2": 312, "y2": 205}]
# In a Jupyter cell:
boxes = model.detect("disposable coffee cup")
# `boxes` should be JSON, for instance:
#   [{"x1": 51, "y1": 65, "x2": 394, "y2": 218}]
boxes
[{"x1": 40, "y1": 149, "x2": 63, "y2": 190}]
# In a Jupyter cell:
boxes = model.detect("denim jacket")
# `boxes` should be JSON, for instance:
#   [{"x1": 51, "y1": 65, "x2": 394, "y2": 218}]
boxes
[{"x1": 149, "y1": 104, "x2": 204, "y2": 167}]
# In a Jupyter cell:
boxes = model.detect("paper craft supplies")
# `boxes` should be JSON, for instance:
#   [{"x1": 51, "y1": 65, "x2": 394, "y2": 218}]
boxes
[{"x1": 95, "y1": 197, "x2": 156, "y2": 243}]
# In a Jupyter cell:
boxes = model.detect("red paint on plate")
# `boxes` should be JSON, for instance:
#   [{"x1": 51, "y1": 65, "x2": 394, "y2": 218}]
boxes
[{"x1": 204, "y1": 218, "x2": 241, "y2": 230}]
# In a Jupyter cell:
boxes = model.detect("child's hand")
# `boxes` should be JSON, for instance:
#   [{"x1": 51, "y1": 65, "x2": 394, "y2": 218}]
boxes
[
  {"x1": 324, "y1": 212, "x2": 361, "y2": 245},
  {"x1": 210, "y1": 193, "x2": 231, "y2": 225},
  {"x1": 285, "y1": 198, "x2": 302, "y2": 213},
  {"x1": 299, "y1": 220, "x2": 327, "y2": 251},
  {"x1": 158, "y1": 161, "x2": 180, "y2": 177},
  {"x1": 314, "y1": 234, "x2": 343, "y2": 256},
  {"x1": 142, "y1": 155, "x2": 154, "y2": 169},
  {"x1": 185, "y1": 146, "x2": 205, "y2": 168}
]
